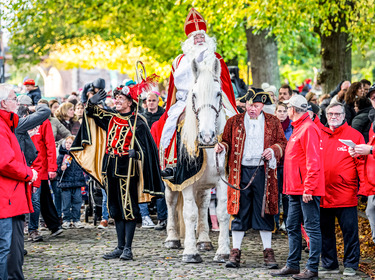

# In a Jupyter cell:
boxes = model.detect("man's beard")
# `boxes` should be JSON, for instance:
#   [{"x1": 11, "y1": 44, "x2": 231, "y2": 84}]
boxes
[{"x1": 181, "y1": 32, "x2": 217, "y2": 62}]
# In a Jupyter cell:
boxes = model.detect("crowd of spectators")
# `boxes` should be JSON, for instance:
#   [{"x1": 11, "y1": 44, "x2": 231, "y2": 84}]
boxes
[{"x1": 0, "y1": 73, "x2": 374, "y2": 279}]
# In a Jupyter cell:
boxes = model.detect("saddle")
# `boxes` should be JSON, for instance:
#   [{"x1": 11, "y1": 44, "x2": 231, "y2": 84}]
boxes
[{"x1": 164, "y1": 110, "x2": 207, "y2": 192}]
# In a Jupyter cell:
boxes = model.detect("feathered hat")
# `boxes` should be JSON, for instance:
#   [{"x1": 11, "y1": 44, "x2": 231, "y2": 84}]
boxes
[{"x1": 113, "y1": 74, "x2": 159, "y2": 104}]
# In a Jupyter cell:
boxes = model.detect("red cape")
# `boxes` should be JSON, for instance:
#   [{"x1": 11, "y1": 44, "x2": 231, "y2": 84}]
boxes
[{"x1": 151, "y1": 53, "x2": 237, "y2": 148}]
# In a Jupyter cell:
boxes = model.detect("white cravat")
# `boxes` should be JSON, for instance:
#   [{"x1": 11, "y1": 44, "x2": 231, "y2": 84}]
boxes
[{"x1": 242, "y1": 112, "x2": 276, "y2": 169}]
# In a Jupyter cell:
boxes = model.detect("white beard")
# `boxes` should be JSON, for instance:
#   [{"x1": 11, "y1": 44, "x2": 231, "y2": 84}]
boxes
[{"x1": 181, "y1": 31, "x2": 217, "y2": 63}]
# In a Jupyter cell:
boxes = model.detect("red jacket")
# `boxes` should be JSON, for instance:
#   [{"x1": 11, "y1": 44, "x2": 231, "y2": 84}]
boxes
[
  {"x1": 284, "y1": 113, "x2": 325, "y2": 196},
  {"x1": 0, "y1": 109, "x2": 34, "y2": 219},
  {"x1": 320, "y1": 122, "x2": 365, "y2": 208},
  {"x1": 359, "y1": 124, "x2": 375, "y2": 196},
  {"x1": 31, "y1": 119, "x2": 57, "y2": 187}
]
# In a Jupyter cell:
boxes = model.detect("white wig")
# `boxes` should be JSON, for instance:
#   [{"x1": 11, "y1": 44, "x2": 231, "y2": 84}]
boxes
[{"x1": 0, "y1": 84, "x2": 13, "y2": 104}]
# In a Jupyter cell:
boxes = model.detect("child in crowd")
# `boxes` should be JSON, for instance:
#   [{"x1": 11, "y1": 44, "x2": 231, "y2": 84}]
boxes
[
  {"x1": 274, "y1": 102, "x2": 293, "y2": 231},
  {"x1": 57, "y1": 136, "x2": 86, "y2": 229},
  {"x1": 209, "y1": 187, "x2": 219, "y2": 231}
]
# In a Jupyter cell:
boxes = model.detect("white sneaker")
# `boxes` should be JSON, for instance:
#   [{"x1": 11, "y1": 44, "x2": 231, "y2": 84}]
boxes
[
  {"x1": 97, "y1": 220, "x2": 108, "y2": 229},
  {"x1": 141, "y1": 216, "x2": 155, "y2": 228},
  {"x1": 280, "y1": 222, "x2": 286, "y2": 231},
  {"x1": 73, "y1": 221, "x2": 84, "y2": 229},
  {"x1": 62, "y1": 221, "x2": 71, "y2": 229}
]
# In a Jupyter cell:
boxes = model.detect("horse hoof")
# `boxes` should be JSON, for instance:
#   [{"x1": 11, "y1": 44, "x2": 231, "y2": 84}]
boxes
[
  {"x1": 182, "y1": 254, "x2": 203, "y2": 263},
  {"x1": 197, "y1": 241, "x2": 214, "y2": 252},
  {"x1": 213, "y1": 254, "x2": 229, "y2": 263},
  {"x1": 165, "y1": 240, "x2": 181, "y2": 249}
]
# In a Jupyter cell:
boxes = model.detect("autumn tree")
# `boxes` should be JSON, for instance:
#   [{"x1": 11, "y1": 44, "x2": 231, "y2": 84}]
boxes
[{"x1": 4, "y1": 0, "x2": 375, "y2": 92}]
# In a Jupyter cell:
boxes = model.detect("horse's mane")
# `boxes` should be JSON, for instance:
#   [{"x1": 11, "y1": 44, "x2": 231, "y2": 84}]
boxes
[{"x1": 180, "y1": 57, "x2": 224, "y2": 160}]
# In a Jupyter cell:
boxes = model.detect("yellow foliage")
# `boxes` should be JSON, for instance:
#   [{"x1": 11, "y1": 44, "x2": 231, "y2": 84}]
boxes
[{"x1": 46, "y1": 35, "x2": 171, "y2": 79}]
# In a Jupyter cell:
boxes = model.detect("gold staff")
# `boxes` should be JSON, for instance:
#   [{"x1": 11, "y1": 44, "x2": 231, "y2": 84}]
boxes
[{"x1": 123, "y1": 61, "x2": 147, "y2": 220}]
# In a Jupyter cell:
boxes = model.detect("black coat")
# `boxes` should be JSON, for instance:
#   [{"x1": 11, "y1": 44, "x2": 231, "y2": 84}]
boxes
[
  {"x1": 345, "y1": 103, "x2": 356, "y2": 126},
  {"x1": 27, "y1": 86, "x2": 42, "y2": 105},
  {"x1": 56, "y1": 144, "x2": 86, "y2": 189},
  {"x1": 15, "y1": 104, "x2": 51, "y2": 166},
  {"x1": 72, "y1": 104, "x2": 164, "y2": 196},
  {"x1": 141, "y1": 106, "x2": 165, "y2": 128},
  {"x1": 352, "y1": 107, "x2": 372, "y2": 142}
]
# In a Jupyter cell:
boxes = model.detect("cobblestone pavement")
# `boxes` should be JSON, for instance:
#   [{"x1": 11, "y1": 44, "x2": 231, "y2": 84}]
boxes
[{"x1": 24, "y1": 222, "x2": 371, "y2": 280}]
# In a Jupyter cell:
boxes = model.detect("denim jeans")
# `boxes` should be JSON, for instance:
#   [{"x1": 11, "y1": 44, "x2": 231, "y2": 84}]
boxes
[
  {"x1": 0, "y1": 218, "x2": 13, "y2": 280},
  {"x1": 366, "y1": 195, "x2": 375, "y2": 244},
  {"x1": 29, "y1": 187, "x2": 41, "y2": 232},
  {"x1": 61, "y1": 188, "x2": 82, "y2": 222},
  {"x1": 286, "y1": 195, "x2": 321, "y2": 272},
  {"x1": 139, "y1": 203, "x2": 149, "y2": 217},
  {"x1": 101, "y1": 188, "x2": 109, "y2": 221},
  {"x1": 156, "y1": 197, "x2": 168, "y2": 221},
  {"x1": 275, "y1": 166, "x2": 288, "y2": 228},
  {"x1": 50, "y1": 180, "x2": 62, "y2": 218},
  {"x1": 7, "y1": 215, "x2": 24, "y2": 280},
  {"x1": 320, "y1": 207, "x2": 360, "y2": 270}
]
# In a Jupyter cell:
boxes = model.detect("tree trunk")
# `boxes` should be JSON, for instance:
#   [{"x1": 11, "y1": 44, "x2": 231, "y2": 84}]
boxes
[
  {"x1": 319, "y1": 31, "x2": 352, "y2": 94},
  {"x1": 245, "y1": 27, "x2": 280, "y2": 89}
]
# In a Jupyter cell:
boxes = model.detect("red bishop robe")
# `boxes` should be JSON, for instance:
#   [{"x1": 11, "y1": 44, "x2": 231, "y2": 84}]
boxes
[{"x1": 151, "y1": 52, "x2": 238, "y2": 167}]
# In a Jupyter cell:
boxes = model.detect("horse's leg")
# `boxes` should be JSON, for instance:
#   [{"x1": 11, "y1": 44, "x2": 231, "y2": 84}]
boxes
[
  {"x1": 196, "y1": 188, "x2": 214, "y2": 251},
  {"x1": 164, "y1": 185, "x2": 181, "y2": 249},
  {"x1": 181, "y1": 185, "x2": 202, "y2": 263},
  {"x1": 213, "y1": 179, "x2": 230, "y2": 262}
]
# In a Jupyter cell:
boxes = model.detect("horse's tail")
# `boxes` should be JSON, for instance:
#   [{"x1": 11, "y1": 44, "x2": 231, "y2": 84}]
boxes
[{"x1": 177, "y1": 192, "x2": 185, "y2": 239}]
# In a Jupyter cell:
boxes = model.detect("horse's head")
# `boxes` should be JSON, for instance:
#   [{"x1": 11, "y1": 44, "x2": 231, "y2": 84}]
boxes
[{"x1": 182, "y1": 56, "x2": 223, "y2": 154}]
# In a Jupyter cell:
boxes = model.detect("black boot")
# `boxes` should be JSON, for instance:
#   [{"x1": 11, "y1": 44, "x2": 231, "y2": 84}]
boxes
[
  {"x1": 120, "y1": 247, "x2": 133, "y2": 260},
  {"x1": 102, "y1": 247, "x2": 123, "y2": 260},
  {"x1": 161, "y1": 167, "x2": 175, "y2": 182}
]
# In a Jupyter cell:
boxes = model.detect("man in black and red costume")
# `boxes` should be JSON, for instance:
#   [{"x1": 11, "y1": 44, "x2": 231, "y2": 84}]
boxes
[
  {"x1": 71, "y1": 82, "x2": 164, "y2": 261},
  {"x1": 151, "y1": 8, "x2": 238, "y2": 180}
]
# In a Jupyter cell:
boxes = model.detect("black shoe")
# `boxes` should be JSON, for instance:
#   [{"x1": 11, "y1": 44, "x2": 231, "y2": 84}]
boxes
[
  {"x1": 119, "y1": 247, "x2": 133, "y2": 260},
  {"x1": 161, "y1": 168, "x2": 175, "y2": 181},
  {"x1": 51, "y1": 227, "x2": 63, "y2": 237},
  {"x1": 103, "y1": 247, "x2": 123, "y2": 260},
  {"x1": 154, "y1": 219, "x2": 167, "y2": 230}
]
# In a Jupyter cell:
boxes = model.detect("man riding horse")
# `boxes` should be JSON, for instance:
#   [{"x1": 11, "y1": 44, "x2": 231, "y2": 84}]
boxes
[{"x1": 151, "y1": 8, "x2": 238, "y2": 182}]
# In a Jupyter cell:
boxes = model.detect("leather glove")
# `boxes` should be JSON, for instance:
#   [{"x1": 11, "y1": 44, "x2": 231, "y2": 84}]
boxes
[
  {"x1": 128, "y1": 149, "x2": 139, "y2": 159},
  {"x1": 88, "y1": 89, "x2": 107, "y2": 104}
]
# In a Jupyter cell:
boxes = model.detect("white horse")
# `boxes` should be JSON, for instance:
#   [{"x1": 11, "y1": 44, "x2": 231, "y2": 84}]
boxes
[{"x1": 164, "y1": 56, "x2": 232, "y2": 263}]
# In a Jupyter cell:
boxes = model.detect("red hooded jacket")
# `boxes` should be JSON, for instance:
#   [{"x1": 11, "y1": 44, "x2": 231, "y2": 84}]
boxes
[
  {"x1": 320, "y1": 122, "x2": 365, "y2": 208},
  {"x1": 359, "y1": 124, "x2": 375, "y2": 196},
  {"x1": 0, "y1": 109, "x2": 34, "y2": 219},
  {"x1": 31, "y1": 119, "x2": 57, "y2": 187},
  {"x1": 283, "y1": 113, "x2": 325, "y2": 196}
]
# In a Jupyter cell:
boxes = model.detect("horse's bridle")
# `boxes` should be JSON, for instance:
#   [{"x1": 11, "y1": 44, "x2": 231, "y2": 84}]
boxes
[{"x1": 191, "y1": 78, "x2": 223, "y2": 147}]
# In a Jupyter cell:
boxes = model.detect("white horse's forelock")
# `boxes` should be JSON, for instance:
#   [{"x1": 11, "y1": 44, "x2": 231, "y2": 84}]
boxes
[{"x1": 181, "y1": 57, "x2": 222, "y2": 158}]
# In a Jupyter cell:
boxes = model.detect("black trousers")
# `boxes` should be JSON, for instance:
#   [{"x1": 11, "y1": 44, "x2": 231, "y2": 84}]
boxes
[
  {"x1": 7, "y1": 215, "x2": 25, "y2": 280},
  {"x1": 277, "y1": 166, "x2": 289, "y2": 223},
  {"x1": 320, "y1": 207, "x2": 360, "y2": 270},
  {"x1": 40, "y1": 180, "x2": 60, "y2": 231},
  {"x1": 231, "y1": 166, "x2": 274, "y2": 232},
  {"x1": 106, "y1": 175, "x2": 140, "y2": 221}
]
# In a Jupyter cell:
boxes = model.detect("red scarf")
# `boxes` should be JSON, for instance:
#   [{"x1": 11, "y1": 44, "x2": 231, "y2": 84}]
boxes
[{"x1": 281, "y1": 116, "x2": 290, "y2": 132}]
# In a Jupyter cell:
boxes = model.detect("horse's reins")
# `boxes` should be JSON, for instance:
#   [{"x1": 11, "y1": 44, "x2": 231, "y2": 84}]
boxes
[
  {"x1": 215, "y1": 152, "x2": 270, "y2": 217},
  {"x1": 215, "y1": 153, "x2": 269, "y2": 192}
]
